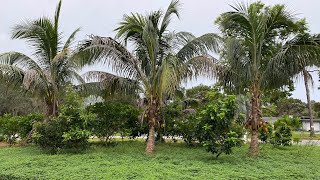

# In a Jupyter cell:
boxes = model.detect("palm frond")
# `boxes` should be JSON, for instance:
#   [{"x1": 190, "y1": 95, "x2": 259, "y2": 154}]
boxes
[
  {"x1": 176, "y1": 33, "x2": 220, "y2": 62},
  {"x1": 160, "y1": 0, "x2": 181, "y2": 34},
  {"x1": 77, "y1": 36, "x2": 139, "y2": 78},
  {"x1": 63, "y1": 28, "x2": 80, "y2": 50},
  {"x1": 82, "y1": 71, "x2": 140, "y2": 96},
  {"x1": 12, "y1": 17, "x2": 62, "y2": 65}
]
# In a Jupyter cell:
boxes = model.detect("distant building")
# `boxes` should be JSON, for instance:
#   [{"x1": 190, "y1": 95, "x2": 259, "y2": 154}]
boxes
[
  {"x1": 300, "y1": 116, "x2": 320, "y2": 132},
  {"x1": 261, "y1": 117, "x2": 279, "y2": 124},
  {"x1": 262, "y1": 116, "x2": 320, "y2": 132}
]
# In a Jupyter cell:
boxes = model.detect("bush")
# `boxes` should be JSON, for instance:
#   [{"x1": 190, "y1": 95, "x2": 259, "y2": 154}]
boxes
[
  {"x1": 199, "y1": 92, "x2": 243, "y2": 157},
  {"x1": 0, "y1": 113, "x2": 43, "y2": 145},
  {"x1": 87, "y1": 101, "x2": 141, "y2": 143},
  {"x1": 175, "y1": 115, "x2": 201, "y2": 145},
  {"x1": 258, "y1": 121, "x2": 273, "y2": 143},
  {"x1": 270, "y1": 116, "x2": 298, "y2": 146},
  {"x1": 161, "y1": 99, "x2": 183, "y2": 139},
  {"x1": 271, "y1": 121, "x2": 292, "y2": 146},
  {"x1": 32, "y1": 87, "x2": 93, "y2": 152},
  {"x1": 0, "y1": 114, "x2": 20, "y2": 145}
]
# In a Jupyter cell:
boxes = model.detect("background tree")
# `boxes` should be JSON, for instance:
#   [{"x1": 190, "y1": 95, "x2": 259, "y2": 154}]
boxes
[
  {"x1": 0, "y1": 0, "x2": 84, "y2": 117},
  {"x1": 0, "y1": 82, "x2": 45, "y2": 115},
  {"x1": 271, "y1": 33, "x2": 320, "y2": 136},
  {"x1": 78, "y1": 0, "x2": 219, "y2": 153}
]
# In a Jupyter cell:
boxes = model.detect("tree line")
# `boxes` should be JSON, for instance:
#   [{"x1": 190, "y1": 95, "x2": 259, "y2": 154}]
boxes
[{"x1": 1, "y1": 0, "x2": 320, "y2": 156}]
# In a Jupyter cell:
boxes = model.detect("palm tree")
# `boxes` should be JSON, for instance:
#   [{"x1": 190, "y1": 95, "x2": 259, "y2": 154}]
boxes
[
  {"x1": 271, "y1": 33, "x2": 320, "y2": 137},
  {"x1": 78, "y1": 0, "x2": 219, "y2": 153},
  {"x1": 215, "y1": 2, "x2": 314, "y2": 156},
  {"x1": 0, "y1": 1, "x2": 84, "y2": 117}
]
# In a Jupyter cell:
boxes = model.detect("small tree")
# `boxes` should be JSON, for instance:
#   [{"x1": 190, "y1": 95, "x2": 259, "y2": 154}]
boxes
[
  {"x1": 32, "y1": 87, "x2": 93, "y2": 152},
  {"x1": 199, "y1": 92, "x2": 243, "y2": 157},
  {"x1": 87, "y1": 101, "x2": 140, "y2": 143},
  {"x1": 271, "y1": 115, "x2": 300, "y2": 146}
]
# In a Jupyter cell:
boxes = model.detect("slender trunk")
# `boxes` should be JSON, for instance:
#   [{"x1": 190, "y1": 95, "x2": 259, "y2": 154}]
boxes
[
  {"x1": 145, "y1": 97, "x2": 160, "y2": 154},
  {"x1": 146, "y1": 125, "x2": 155, "y2": 153},
  {"x1": 45, "y1": 100, "x2": 58, "y2": 118},
  {"x1": 249, "y1": 83, "x2": 261, "y2": 156},
  {"x1": 303, "y1": 70, "x2": 315, "y2": 137}
]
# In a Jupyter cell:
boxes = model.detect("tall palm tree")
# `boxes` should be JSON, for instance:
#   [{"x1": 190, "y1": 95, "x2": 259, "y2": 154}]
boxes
[
  {"x1": 78, "y1": 0, "x2": 219, "y2": 153},
  {"x1": 271, "y1": 33, "x2": 320, "y2": 137},
  {"x1": 0, "y1": 0, "x2": 84, "y2": 117},
  {"x1": 216, "y1": 2, "x2": 314, "y2": 156}
]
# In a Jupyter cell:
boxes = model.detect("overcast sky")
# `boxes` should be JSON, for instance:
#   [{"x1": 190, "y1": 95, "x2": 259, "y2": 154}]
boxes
[{"x1": 1, "y1": 0, "x2": 320, "y2": 102}]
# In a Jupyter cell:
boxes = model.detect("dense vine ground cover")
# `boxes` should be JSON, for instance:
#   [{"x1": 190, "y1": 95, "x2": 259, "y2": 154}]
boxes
[{"x1": 0, "y1": 141, "x2": 319, "y2": 179}]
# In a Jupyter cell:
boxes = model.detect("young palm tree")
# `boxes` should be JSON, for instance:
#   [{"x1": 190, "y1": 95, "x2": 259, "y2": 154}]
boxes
[
  {"x1": 0, "y1": 1, "x2": 84, "y2": 117},
  {"x1": 216, "y1": 2, "x2": 313, "y2": 156},
  {"x1": 78, "y1": 0, "x2": 219, "y2": 153}
]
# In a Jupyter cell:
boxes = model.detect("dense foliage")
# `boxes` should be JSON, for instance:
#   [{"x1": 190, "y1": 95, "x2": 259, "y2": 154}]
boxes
[
  {"x1": 87, "y1": 101, "x2": 142, "y2": 143},
  {"x1": 32, "y1": 88, "x2": 93, "y2": 152},
  {"x1": 199, "y1": 92, "x2": 243, "y2": 157},
  {"x1": 0, "y1": 84, "x2": 45, "y2": 116},
  {"x1": 0, "y1": 113, "x2": 43, "y2": 144},
  {"x1": 258, "y1": 122, "x2": 273, "y2": 143},
  {"x1": 270, "y1": 116, "x2": 301, "y2": 146}
]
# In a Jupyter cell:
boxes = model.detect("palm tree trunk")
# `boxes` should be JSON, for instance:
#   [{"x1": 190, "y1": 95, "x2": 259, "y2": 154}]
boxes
[
  {"x1": 145, "y1": 97, "x2": 160, "y2": 153},
  {"x1": 146, "y1": 125, "x2": 155, "y2": 153},
  {"x1": 249, "y1": 83, "x2": 261, "y2": 156},
  {"x1": 45, "y1": 100, "x2": 58, "y2": 117},
  {"x1": 303, "y1": 70, "x2": 315, "y2": 137}
]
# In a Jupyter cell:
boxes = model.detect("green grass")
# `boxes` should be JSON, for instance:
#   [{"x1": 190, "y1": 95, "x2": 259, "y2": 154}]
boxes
[
  {"x1": 293, "y1": 131, "x2": 320, "y2": 140},
  {"x1": 0, "y1": 141, "x2": 319, "y2": 179}
]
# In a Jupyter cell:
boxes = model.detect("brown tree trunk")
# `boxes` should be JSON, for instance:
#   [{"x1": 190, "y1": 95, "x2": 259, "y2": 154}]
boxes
[
  {"x1": 45, "y1": 100, "x2": 58, "y2": 118},
  {"x1": 303, "y1": 70, "x2": 315, "y2": 137},
  {"x1": 146, "y1": 125, "x2": 155, "y2": 153},
  {"x1": 145, "y1": 96, "x2": 160, "y2": 154},
  {"x1": 249, "y1": 83, "x2": 261, "y2": 156}
]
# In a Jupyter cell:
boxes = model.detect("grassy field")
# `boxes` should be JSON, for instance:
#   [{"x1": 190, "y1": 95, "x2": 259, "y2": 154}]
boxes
[{"x1": 0, "y1": 141, "x2": 319, "y2": 179}]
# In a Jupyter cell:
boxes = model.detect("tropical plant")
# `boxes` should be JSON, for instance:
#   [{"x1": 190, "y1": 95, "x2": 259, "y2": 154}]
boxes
[
  {"x1": 258, "y1": 122, "x2": 273, "y2": 143},
  {"x1": 215, "y1": 2, "x2": 320, "y2": 156},
  {"x1": 271, "y1": 116, "x2": 298, "y2": 146},
  {"x1": 32, "y1": 87, "x2": 93, "y2": 152},
  {"x1": 199, "y1": 92, "x2": 243, "y2": 157},
  {"x1": 0, "y1": 82, "x2": 45, "y2": 115},
  {"x1": 0, "y1": 113, "x2": 43, "y2": 145},
  {"x1": 0, "y1": 0, "x2": 84, "y2": 117},
  {"x1": 77, "y1": 0, "x2": 219, "y2": 153},
  {"x1": 87, "y1": 101, "x2": 140, "y2": 143}
]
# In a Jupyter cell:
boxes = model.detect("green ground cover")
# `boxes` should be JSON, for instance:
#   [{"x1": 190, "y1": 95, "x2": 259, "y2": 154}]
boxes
[
  {"x1": 293, "y1": 131, "x2": 320, "y2": 140},
  {"x1": 0, "y1": 141, "x2": 319, "y2": 179}
]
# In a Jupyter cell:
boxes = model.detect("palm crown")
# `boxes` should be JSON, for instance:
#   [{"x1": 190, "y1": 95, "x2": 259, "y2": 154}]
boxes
[
  {"x1": 0, "y1": 0, "x2": 84, "y2": 116},
  {"x1": 78, "y1": 0, "x2": 219, "y2": 153}
]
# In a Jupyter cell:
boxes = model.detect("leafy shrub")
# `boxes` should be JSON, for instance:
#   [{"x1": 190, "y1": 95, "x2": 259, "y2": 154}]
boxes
[
  {"x1": 258, "y1": 121, "x2": 273, "y2": 143},
  {"x1": 199, "y1": 92, "x2": 243, "y2": 157},
  {"x1": 175, "y1": 115, "x2": 201, "y2": 145},
  {"x1": 273, "y1": 115, "x2": 301, "y2": 130},
  {"x1": 87, "y1": 101, "x2": 141, "y2": 143},
  {"x1": 0, "y1": 114, "x2": 20, "y2": 145},
  {"x1": 270, "y1": 116, "x2": 299, "y2": 146},
  {"x1": 161, "y1": 99, "x2": 183, "y2": 139},
  {"x1": 271, "y1": 121, "x2": 292, "y2": 146},
  {"x1": 0, "y1": 113, "x2": 43, "y2": 145},
  {"x1": 32, "y1": 87, "x2": 93, "y2": 152}
]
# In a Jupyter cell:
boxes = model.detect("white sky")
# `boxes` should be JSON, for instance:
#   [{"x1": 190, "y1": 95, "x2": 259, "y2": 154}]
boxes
[{"x1": 1, "y1": 0, "x2": 320, "y2": 102}]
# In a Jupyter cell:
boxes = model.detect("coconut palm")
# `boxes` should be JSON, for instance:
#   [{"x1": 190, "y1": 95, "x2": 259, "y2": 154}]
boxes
[
  {"x1": 78, "y1": 0, "x2": 219, "y2": 153},
  {"x1": 270, "y1": 33, "x2": 320, "y2": 137},
  {"x1": 215, "y1": 2, "x2": 314, "y2": 156},
  {"x1": 0, "y1": 0, "x2": 84, "y2": 117}
]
